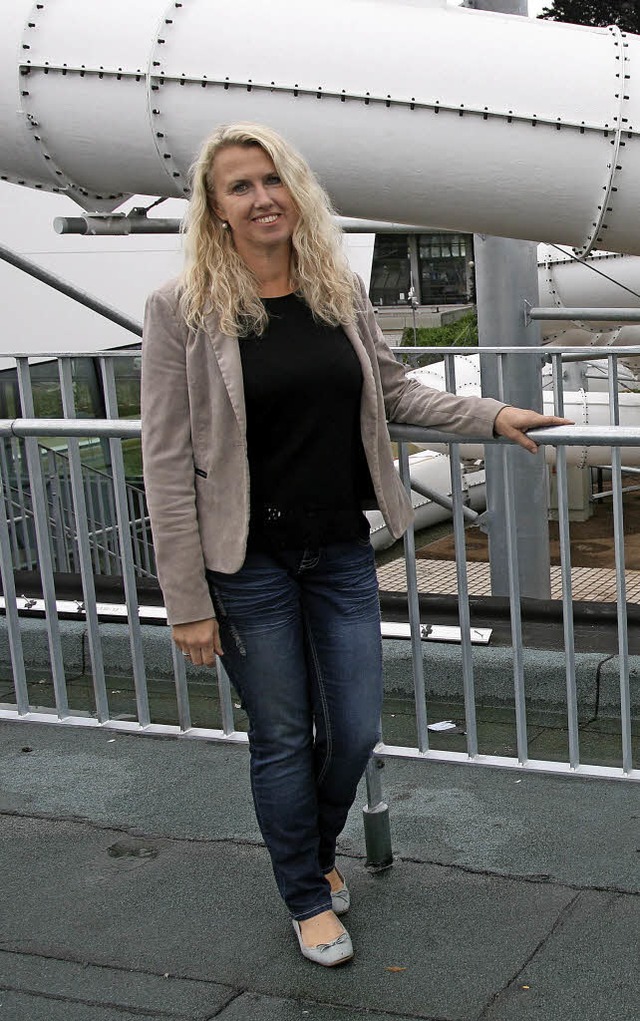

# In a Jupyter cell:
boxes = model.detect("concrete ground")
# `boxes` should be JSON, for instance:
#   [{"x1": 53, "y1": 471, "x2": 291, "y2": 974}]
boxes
[{"x1": 2, "y1": 719, "x2": 640, "y2": 1021}]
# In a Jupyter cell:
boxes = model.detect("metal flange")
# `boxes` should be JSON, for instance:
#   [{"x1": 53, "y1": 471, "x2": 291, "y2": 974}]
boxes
[{"x1": 573, "y1": 25, "x2": 631, "y2": 258}]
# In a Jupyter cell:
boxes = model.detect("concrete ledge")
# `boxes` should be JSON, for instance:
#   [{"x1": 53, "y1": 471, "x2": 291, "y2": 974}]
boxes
[{"x1": 0, "y1": 616, "x2": 637, "y2": 719}]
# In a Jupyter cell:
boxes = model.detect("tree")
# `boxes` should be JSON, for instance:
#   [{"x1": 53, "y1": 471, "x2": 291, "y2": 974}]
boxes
[{"x1": 538, "y1": 1, "x2": 640, "y2": 33}]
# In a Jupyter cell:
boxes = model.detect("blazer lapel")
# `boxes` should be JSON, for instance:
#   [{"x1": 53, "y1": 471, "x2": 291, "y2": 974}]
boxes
[
  {"x1": 343, "y1": 319, "x2": 378, "y2": 410},
  {"x1": 203, "y1": 314, "x2": 247, "y2": 435}
]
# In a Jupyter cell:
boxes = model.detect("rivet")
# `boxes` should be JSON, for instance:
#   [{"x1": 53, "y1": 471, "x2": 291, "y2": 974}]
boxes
[{"x1": 156, "y1": 131, "x2": 165, "y2": 138}]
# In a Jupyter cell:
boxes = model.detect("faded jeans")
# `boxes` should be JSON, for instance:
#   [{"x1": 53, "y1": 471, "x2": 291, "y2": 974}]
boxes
[{"x1": 206, "y1": 539, "x2": 383, "y2": 921}]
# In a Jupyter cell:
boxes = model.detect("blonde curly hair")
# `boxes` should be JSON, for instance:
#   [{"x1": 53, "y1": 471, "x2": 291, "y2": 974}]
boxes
[{"x1": 179, "y1": 122, "x2": 358, "y2": 336}]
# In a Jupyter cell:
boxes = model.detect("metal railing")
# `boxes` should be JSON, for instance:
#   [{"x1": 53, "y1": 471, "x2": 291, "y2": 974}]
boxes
[
  {"x1": 2, "y1": 347, "x2": 640, "y2": 787},
  {"x1": 1, "y1": 438, "x2": 154, "y2": 576}
]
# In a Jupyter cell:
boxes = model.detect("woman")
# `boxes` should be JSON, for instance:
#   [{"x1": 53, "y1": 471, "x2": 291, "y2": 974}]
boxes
[{"x1": 141, "y1": 122, "x2": 567, "y2": 967}]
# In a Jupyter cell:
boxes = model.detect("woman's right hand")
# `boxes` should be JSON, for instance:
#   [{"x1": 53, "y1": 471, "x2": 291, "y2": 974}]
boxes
[{"x1": 172, "y1": 617, "x2": 223, "y2": 665}]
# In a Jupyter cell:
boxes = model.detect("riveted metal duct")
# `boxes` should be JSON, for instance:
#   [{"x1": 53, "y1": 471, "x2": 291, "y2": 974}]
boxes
[{"x1": 2, "y1": 0, "x2": 640, "y2": 255}]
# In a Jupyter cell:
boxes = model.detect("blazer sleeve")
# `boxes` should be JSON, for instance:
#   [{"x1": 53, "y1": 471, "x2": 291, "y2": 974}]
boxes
[
  {"x1": 141, "y1": 288, "x2": 215, "y2": 626},
  {"x1": 356, "y1": 277, "x2": 505, "y2": 437}
]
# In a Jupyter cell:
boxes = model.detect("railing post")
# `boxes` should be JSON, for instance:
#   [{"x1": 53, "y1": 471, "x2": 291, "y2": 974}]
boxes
[{"x1": 363, "y1": 758, "x2": 393, "y2": 870}]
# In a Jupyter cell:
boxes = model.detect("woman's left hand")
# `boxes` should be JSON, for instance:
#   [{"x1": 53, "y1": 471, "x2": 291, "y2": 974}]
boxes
[{"x1": 493, "y1": 406, "x2": 573, "y2": 454}]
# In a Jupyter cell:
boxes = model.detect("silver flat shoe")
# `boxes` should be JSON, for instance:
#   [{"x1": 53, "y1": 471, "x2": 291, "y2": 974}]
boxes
[
  {"x1": 328, "y1": 867, "x2": 350, "y2": 916},
  {"x1": 291, "y1": 919, "x2": 354, "y2": 967}
]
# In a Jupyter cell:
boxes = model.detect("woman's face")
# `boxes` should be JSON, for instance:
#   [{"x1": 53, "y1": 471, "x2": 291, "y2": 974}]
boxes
[{"x1": 210, "y1": 144, "x2": 299, "y2": 258}]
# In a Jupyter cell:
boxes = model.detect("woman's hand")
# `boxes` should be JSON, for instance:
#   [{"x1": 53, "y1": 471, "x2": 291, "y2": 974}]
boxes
[
  {"x1": 493, "y1": 406, "x2": 573, "y2": 454},
  {"x1": 172, "y1": 617, "x2": 223, "y2": 666}
]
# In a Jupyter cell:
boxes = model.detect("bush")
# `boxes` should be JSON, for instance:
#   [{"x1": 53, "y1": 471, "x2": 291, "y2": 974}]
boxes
[{"x1": 401, "y1": 312, "x2": 478, "y2": 366}]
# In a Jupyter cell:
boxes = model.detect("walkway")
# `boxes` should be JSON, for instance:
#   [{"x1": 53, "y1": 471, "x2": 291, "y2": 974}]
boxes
[
  {"x1": 2, "y1": 719, "x2": 639, "y2": 1020},
  {"x1": 377, "y1": 557, "x2": 640, "y2": 602}
]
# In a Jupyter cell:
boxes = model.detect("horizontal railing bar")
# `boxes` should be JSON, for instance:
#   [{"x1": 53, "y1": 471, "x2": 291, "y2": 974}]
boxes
[
  {"x1": 390, "y1": 345, "x2": 640, "y2": 356},
  {"x1": 0, "y1": 708, "x2": 249, "y2": 742},
  {"x1": 0, "y1": 349, "x2": 140, "y2": 360},
  {"x1": 528, "y1": 308, "x2": 640, "y2": 323},
  {"x1": 390, "y1": 424, "x2": 640, "y2": 447},
  {"x1": 2, "y1": 705, "x2": 639, "y2": 780},
  {"x1": 375, "y1": 744, "x2": 640, "y2": 782},
  {"x1": 559, "y1": 352, "x2": 635, "y2": 364},
  {"x1": 0, "y1": 419, "x2": 141, "y2": 438},
  {"x1": 5, "y1": 420, "x2": 640, "y2": 447},
  {"x1": 4, "y1": 345, "x2": 640, "y2": 361}
]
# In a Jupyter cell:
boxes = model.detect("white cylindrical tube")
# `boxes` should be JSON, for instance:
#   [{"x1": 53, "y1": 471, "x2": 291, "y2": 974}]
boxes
[{"x1": 2, "y1": 0, "x2": 640, "y2": 256}]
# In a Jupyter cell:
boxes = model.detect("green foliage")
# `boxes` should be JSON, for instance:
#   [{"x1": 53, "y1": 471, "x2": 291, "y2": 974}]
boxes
[
  {"x1": 401, "y1": 311, "x2": 478, "y2": 348},
  {"x1": 400, "y1": 312, "x2": 478, "y2": 367},
  {"x1": 538, "y1": 1, "x2": 640, "y2": 33}
]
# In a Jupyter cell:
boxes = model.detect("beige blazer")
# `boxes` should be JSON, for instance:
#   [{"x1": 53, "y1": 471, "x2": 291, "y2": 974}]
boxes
[{"x1": 141, "y1": 276, "x2": 504, "y2": 625}]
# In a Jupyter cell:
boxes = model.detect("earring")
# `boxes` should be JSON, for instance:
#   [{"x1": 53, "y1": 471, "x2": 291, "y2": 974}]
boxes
[{"x1": 221, "y1": 221, "x2": 228, "y2": 230}]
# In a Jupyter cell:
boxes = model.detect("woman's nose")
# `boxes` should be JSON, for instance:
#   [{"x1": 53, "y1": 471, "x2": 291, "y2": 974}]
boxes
[{"x1": 253, "y1": 183, "x2": 271, "y2": 206}]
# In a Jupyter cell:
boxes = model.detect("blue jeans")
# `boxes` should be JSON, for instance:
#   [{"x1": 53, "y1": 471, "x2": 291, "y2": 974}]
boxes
[{"x1": 206, "y1": 539, "x2": 383, "y2": 921}]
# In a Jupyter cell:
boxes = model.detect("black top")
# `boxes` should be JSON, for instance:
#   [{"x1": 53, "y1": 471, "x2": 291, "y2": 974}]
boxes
[{"x1": 239, "y1": 293, "x2": 374, "y2": 551}]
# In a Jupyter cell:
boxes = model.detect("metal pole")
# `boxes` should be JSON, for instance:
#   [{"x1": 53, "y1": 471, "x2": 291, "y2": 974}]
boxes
[
  {"x1": 363, "y1": 759, "x2": 393, "y2": 870},
  {"x1": 471, "y1": 1, "x2": 551, "y2": 598},
  {"x1": 0, "y1": 243, "x2": 142, "y2": 338}
]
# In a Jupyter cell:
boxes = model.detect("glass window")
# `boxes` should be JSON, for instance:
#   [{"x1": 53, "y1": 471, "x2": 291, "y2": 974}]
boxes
[
  {"x1": 418, "y1": 233, "x2": 472, "y2": 306},
  {"x1": 370, "y1": 235, "x2": 411, "y2": 306}
]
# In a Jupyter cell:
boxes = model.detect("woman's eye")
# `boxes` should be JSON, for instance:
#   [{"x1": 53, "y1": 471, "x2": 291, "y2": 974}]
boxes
[
  {"x1": 266, "y1": 175, "x2": 282, "y2": 185},
  {"x1": 232, "y1": 182, "x2": 249, "y2": 194}
]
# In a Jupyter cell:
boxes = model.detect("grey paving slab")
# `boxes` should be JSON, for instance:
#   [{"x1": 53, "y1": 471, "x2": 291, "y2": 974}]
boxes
[
  {"x1": 0, "y1": 720, "x2": 260, "y2": 843},
  {"x1": 1, "y1": 814, "x2": 574, "y2": 1020},
  {"x1": 481, "y1": 890, "x2": 640, "y2": 1021},
  {"x1": 6, "y1": 720, "x2": 640, "y2": 896},
  {"x1": 0, "y1": 989, "x2": 171, "y2": 1021},
  {"x1": 341, "y1": 756, "x2": 640, "y2": 894},
  {"x1": 216, "y1": 990, "x2": 435, "y2": 1020},
  {"x1": 0, "y1": 951, "x2": 233, "y2": 1018}
]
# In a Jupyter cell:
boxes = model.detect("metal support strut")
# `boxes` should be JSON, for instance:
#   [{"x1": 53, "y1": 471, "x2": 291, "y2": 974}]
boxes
[{"x1": 363, "y1": 758, "x2": 393, "y2": 870}]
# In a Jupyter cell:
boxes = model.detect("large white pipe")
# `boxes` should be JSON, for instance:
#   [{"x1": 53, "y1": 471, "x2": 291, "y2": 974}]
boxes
[
  {"x1": 537, "y1": 245, "x2": 640, "y2": 338},
  {"x1": 3, "y1": 1, "x2": 640, "y2": 256},
  {"x1": 367, "y1": 449, "x2": 486, "y2": 550}
]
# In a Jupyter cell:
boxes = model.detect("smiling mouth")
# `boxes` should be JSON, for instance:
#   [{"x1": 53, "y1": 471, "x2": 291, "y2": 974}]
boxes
[{"x1": 253, "y1": 214, "x2": 280, "y2": 224}]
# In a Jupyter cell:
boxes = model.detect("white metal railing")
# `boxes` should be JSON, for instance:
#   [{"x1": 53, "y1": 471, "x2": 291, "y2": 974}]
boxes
[{"x1": 2, "y1": 348, "x2": 640, "y2": 785}]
